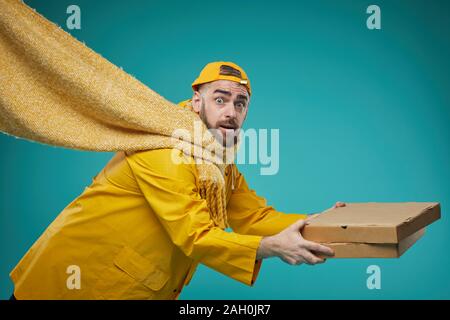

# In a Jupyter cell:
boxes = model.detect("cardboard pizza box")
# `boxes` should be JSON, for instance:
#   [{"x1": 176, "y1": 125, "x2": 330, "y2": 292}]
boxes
[
  {"x1": 318, "y1": 228, "x2": 426, "y2": 258},
  {"x1": 302, "y1": 202, "x2": 440, "y2": 244}
]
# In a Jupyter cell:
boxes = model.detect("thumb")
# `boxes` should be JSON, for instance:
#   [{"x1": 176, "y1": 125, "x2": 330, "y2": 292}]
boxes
[
  {"x1": 306, "y1": 213, "x2": 320, "y2": 221},
  {"x1": 289, "y1": 218, "x2": 307, "y2": 231}
]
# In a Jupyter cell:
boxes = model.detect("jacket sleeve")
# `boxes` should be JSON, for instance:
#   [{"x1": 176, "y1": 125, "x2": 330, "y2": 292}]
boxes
[
  {"x1": 125, "y1": 149, "x2": 263, "y2": 286},
  {"x1": 227, "y1": 165, "x2": 308, "y2": 236}
]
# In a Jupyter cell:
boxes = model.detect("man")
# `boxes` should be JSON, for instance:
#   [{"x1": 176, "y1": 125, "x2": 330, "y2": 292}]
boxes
[{"x1": 10, "y1": 61, "x2": 345, "y2": 300}]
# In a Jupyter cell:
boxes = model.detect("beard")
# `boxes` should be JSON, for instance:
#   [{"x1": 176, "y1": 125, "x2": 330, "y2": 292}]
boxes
[{"x1": 199, "y1": 100, "x2": 239, "y2": 147}]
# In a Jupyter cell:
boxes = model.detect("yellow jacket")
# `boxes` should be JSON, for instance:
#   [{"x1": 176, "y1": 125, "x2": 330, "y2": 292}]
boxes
[{"x1": 10, "y1": 149, "x2": 307, "y2": 299}]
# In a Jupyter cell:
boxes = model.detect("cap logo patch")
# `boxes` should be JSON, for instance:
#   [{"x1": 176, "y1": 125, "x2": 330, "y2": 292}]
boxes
[{"x1": 219, "y1": 65, "x2": 242, "y2": 79}]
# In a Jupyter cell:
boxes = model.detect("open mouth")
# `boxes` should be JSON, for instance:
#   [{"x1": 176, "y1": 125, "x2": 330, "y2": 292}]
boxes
[
  {"x1": 218, "y1": 126, "x2": 238, "y2": 137},
  {"x1": 213, "y1": 125, "x2": 240, "y2": 145},
  {"x1": 219, "y1": 124, "x2": 238, "y2": 130}
]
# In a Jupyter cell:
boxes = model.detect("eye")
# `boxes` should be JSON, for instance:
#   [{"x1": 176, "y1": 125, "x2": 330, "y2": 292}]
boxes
[
  {"x1": 235, "y1": 102, "x2": 246, "y2": 111},
  {"x1": 215, "y1": 97, "x2": 224, "y2": 104}
]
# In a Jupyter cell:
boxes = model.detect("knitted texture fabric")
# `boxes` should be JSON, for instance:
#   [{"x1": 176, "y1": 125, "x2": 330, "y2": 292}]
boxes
[{"x1": 0, "y1": 0, "x2": 236, "y2": 228}]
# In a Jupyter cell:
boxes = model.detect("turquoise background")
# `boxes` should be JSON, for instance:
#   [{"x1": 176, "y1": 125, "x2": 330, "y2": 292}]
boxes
[{"x1": 1, "y1": 0, "x2": 449, "y2": 299}]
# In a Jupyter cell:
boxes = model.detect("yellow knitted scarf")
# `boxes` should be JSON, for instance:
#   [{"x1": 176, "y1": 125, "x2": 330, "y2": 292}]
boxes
[{"x1": 0, "y1": 0, "x2": 236, "y2": 228}]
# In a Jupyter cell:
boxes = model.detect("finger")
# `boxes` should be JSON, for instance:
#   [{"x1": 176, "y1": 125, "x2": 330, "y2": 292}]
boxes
[
  {"x1": 335, "y1": 201, "x2": 346, "y2": 208},
  {"x1": 303, "y1": 241, "x2": 335, "y2": 257},
  {"x1": 294, "y1": 257, "x2": 305, "y2": 266},
  {"x1": 283, "y1": 256, "x2": 300, "y2": 266},
  {"x1": 289, "y1": 218, "x2": 307, "y2": 231},
  {"x1": 300, "y1": 250, "x2": 324, "y2": 265},
  {"x1": 286, "y1": 258, "x2": 296, "y2": 266}
]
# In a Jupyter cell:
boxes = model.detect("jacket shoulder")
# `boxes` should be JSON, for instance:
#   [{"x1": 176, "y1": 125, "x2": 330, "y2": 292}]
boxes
[
  {"x1": 126, "y1": 148, "x2": 195, "y2": 163},
  {"x1": 125, "y1": 148, "x2": 197, "y2": 180}
]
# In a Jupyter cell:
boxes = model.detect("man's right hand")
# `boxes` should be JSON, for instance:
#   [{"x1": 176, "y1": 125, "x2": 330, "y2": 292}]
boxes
[{"x1": 256, "y1": 218, "x2": 334, "y2": 265}]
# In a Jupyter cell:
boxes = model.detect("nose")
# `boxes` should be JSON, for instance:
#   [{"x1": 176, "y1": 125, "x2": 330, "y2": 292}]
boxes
[{"x1": 223, "y1": 102, "x2": 237, "y2": 119}]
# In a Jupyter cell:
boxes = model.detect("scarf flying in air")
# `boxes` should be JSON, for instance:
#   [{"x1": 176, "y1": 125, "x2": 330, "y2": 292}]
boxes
[{"x1": 0, "y1": 0, "x2": 238, "y2": 228}]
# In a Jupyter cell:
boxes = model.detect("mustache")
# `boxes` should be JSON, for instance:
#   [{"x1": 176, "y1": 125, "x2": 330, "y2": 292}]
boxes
[{"x1": 216, "y1": 120, "x2": 239, "y2": 129}]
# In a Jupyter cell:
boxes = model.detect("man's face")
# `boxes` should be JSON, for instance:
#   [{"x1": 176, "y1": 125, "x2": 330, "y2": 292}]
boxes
[{"x1": 191, "y1": 80, "x2": 250, "y2": 146}]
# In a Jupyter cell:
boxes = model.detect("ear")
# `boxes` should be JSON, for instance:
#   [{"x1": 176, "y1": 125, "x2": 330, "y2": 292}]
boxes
[{"x1": 191, "y1": 91, "x2": 202, "y2": 114}]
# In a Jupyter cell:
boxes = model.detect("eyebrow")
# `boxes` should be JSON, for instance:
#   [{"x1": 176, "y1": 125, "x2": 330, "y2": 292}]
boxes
[
  {"x1": 236, "y1": 94, "x2": 248, "y2": 101},
  {"x1": 213, "y1": 89, "x2": 248, "y2": 101},
  {"x1": 213, "y1": 89, "x2": 232, "y2": 96}
]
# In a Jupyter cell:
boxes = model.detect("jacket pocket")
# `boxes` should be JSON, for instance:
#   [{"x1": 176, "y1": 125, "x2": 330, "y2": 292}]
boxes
[
  {"x1": 113, "y1": 246, "x2": 170, "y2": 292},
  {"x1": 92, "y1": 246, "x2": 170, "y2": 299}
]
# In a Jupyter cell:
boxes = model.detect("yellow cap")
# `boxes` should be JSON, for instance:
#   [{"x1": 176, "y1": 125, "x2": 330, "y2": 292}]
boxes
[{"x1": 191, "y1": 61, "x2": 251, "y2": 96}]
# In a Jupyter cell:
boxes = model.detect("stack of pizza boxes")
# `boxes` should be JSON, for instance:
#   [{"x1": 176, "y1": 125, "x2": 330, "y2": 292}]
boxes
[{"x1": 303, "y1": 202, "x2": 441, "y2": 258}]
